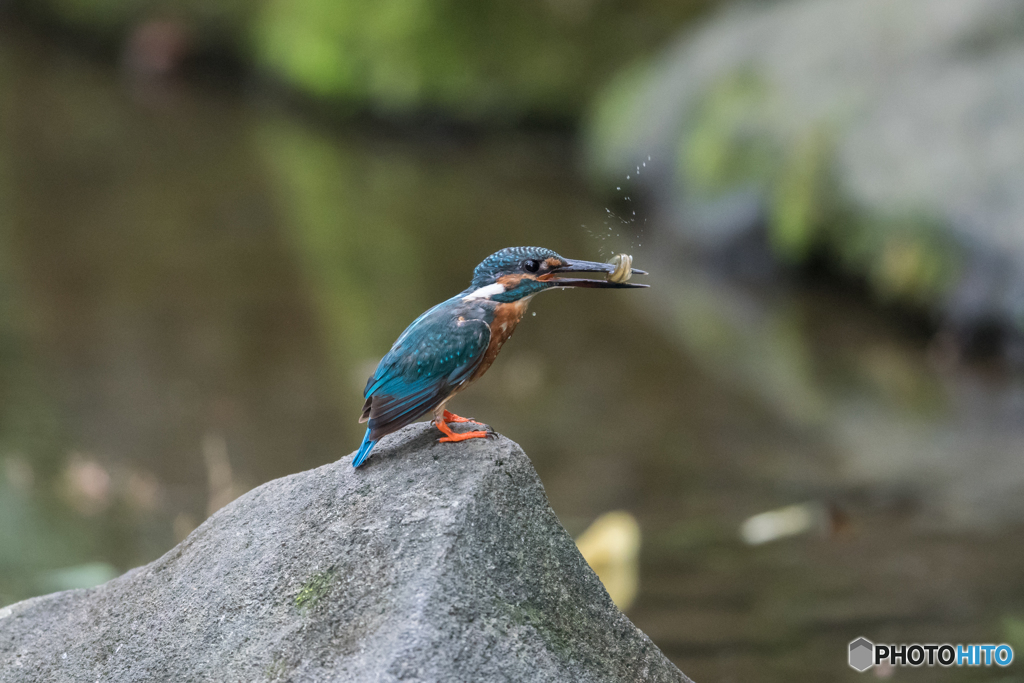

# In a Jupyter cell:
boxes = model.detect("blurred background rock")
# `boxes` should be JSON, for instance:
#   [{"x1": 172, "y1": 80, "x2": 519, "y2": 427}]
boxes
[
  {"x1": 2, "y1": 1, "x2": 1024, "y2": 681},
  {"x1": 588, "y1": 0, "x2": 1024, "y2": 362}
]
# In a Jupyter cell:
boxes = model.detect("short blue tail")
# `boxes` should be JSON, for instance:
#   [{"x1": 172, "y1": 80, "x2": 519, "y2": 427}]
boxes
[{"x1": 352, "y1": 428, "x2": 376, "y2": 467}]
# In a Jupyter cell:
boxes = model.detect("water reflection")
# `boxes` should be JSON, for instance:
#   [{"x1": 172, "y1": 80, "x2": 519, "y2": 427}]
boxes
[
  {"x1": 2, "y1": 29, "x2": 1024, "y2": 683},
  {"x1": 628, "y1": 258, "x2": 1024, "y2": 680},
  {"x1": 641, "y1": 261, "x2": 1024, "y2": 528}
]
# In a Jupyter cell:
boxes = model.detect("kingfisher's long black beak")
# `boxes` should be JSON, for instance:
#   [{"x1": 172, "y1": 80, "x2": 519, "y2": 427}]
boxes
[{"x1": 545, "y1": 258, "x2": 649, "y2": 289}]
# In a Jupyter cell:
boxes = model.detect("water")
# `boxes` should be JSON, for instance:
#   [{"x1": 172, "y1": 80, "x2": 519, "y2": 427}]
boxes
[{"x1": 3, "y1": 31, "x2": 1024, "y2": 682}]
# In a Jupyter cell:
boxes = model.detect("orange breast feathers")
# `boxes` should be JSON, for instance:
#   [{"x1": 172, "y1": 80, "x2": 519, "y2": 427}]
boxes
[{"x1": 469, "y1": 300, "x2": 530, "y2": 382}]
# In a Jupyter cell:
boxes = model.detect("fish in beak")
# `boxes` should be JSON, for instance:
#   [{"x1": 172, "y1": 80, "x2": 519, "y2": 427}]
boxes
[{"x1": 543, "y1": 257, "x2": 649, "y2": 289}]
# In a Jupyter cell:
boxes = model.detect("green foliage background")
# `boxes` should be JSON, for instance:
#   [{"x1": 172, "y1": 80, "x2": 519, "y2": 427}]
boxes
[{"x1": 13, "y1": 0, "x2": 712, "y2": 123}]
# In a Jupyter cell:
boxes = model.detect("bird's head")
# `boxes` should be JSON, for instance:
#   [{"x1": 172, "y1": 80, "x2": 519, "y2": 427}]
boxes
[{"x1": 464, "y1": 246, "x2": 647, "y2": 303}]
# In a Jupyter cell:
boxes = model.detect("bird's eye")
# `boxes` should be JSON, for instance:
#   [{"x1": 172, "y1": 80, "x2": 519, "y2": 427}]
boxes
[{"x1": 523, "y1": 259, "x2": 540, "y2": 273}]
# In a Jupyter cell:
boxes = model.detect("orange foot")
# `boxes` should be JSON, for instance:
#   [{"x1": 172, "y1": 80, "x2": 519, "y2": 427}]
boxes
[
  {"x1": 443, "y1": 410, "x2": 479, "y2": 424},
  {"x1": 438, "y1": 430, "x2": 491, "y2": 443},
  {"x1": 434, "y1": 417, "x2": 491, "y2": 443}
]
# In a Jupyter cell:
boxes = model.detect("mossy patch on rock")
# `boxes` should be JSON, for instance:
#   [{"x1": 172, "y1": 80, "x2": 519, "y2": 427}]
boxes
[
  {"x1": 294, "y1": 568, "x2": 334, "y2": 610},
  {"x1": 680, "y1": 70, "x2": 779, "y2": 199}
]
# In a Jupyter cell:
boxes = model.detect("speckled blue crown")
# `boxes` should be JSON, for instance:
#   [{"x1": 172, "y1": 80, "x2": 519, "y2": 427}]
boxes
[{"x1": 471, "y1": 246, "x2": 562, "y2": 288}]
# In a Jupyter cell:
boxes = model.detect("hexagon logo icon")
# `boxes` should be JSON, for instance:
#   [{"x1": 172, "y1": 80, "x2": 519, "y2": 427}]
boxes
[{"x1": 849, "y1": 637, "x2": 874, "y2": 672}]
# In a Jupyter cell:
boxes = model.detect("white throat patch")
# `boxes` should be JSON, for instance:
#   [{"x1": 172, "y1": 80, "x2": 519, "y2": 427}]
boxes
[{"x1": 463, "y1": 283, "x2": 506, "y2": 301}]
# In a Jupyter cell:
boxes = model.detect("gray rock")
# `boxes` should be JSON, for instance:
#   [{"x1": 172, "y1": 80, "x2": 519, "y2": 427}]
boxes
[
  {"x1": 588, "y1": 0, "x2": 1024, "y2": 351},
  {"x1": 0, "y1": 423, "x2": 688, "y2": 683}
]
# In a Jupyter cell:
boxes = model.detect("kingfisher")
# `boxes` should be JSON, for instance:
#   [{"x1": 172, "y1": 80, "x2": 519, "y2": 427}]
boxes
[{"x1": 352, "y1": 246, "x2": 647, "y2": 467}]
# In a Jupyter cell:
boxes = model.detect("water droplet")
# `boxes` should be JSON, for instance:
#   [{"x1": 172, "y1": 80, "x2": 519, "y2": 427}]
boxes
[
  {"x1": 531, "y1": 312, "x2": 536, "y2": 317},
  {"x1": 626, "y1": 174, "x2": 630, "y2": 179}
]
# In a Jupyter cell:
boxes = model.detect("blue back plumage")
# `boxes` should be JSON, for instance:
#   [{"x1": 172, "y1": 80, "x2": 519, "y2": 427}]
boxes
[
  {"x1": 352, "y1": 246, "x2": 572, "y2": 467},
  {"x1": 352, "y1": 295, "x2": 493, "y2": 467}
]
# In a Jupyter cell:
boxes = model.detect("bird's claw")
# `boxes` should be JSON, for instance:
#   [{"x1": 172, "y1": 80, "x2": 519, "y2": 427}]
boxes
[
  {"x1": 433, "y1": 413, "x2": 493, "y2": 443},
  {"x1": 442, "y1": 410, "x2": 479, "y2": 424},
  {"x1": 437, "y1": 429, "x2": 491, "y2": 443}
]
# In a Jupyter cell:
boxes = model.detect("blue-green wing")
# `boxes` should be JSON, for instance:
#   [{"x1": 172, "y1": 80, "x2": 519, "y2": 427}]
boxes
[{"x1": 361, "y1": 301, "x2": 490, "y2": 441}]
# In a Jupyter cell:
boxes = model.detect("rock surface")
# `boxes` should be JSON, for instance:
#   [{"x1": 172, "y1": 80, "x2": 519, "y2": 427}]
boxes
[
  {"x1": 589, "y1": 0, "x2": 1024, "y2": 355},
  {"x1": 0, "y1": 423, "x2": 689, "y2": 683}
]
